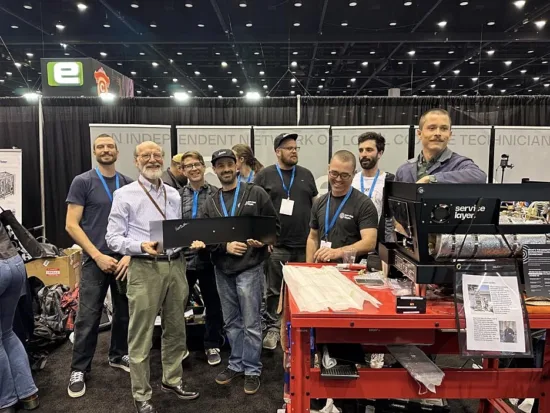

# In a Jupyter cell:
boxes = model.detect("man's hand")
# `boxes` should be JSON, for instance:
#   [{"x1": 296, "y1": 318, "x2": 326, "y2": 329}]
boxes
[
  {"x1": 313, "y1": 247, "x2": 343, "y2": 263},
  {"x1": 416, "y1": 176, "x2": 431, "y2": 184},
  {"x1": 268, "y1": 245, "x2": 274, "y2": 253},
  {"x1": 226, "y1": 241, "x2": 248, "y2": 256},
  {"x1": 247, "y1": 239, "x2": 264, "y2": 248},
  {"x1": 94, "y1": 254, "x2": 118, "y2": 273},
  {"x1": 190, "y1": 240, "x2": 206, "y2": 249},
  {"x1": 114, "y1": 256, "x2": 131, "y2": 281},
  {"x1": 141, "y1": 241, "x2": 159, "y2": 256}
]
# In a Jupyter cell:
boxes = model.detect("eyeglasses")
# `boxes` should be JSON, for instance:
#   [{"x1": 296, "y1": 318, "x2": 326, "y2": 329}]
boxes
[
  {"x1": 138, "y1": 152, "x2": 163, "y2": 161},
  {"x1": 182, "y1": 162, "x2": 203, "y2": 171},
  {"x1": 328, "y1": 170, "x2": 353, "y2": 180},
  {"x1": 279, "y1": 146, "x2": 300, "y2": 152}
]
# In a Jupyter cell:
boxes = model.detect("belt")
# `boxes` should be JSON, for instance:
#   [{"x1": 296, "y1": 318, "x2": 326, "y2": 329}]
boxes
[{"x1": 135, "y1": 252, "x2": 181, "y2": 261}]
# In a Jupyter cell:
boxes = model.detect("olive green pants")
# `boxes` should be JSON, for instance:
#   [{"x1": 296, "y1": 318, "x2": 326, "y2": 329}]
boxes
[{"x1": 126, "y1": 256, "x2": 188, "y2": 401}]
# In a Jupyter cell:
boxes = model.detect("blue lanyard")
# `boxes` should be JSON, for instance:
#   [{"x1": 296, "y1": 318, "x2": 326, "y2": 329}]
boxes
[
  {"x1": 324, "y1": 187, "x2": 353, "y2": 239},
  {"x1": 191, "y1": 190, "x2": 199, "y2": 219},
  {"x1": 219, "y1": 183, "x2": 241, "y2": 217},
  {"x1": 237, "y1": 171, "x2": 254, "y2": 183},
  {"x1": 95, "y1": 167, "x2": 119, "y2": 203},
  {"x1": 276, "y1": 165, "x2": 296, "y2": 199},
  {"x1": 360, "y1": 169, "x2": 380, "y2": 199}
]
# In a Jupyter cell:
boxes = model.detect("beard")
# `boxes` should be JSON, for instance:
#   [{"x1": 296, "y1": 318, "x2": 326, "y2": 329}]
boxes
[
  {"x1": 218, "y1": 170, "x2": 237, "y2": 185},
  {"x1": 360, "y1": 157, "x2": 378, "y2": 170},
  {"x1": 281, "y1": 154, "x2": 298, "y2": 167},
  {"x1": 140, "y1": 163, "x2": 163, "y2": 180},
  {"x1": 96, "y1": 153, "x2": 117, "y2": 166}
]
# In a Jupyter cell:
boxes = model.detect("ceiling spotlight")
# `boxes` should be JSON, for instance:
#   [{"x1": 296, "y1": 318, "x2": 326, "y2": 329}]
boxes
[
  {"x1": 535, "y1": 20, "x2": 547, "y2": 29},
  {"x1": 14, "y1": 63, "x2": 21, "y2": 68},
  {"x1": 232, "y1": 78, "x2": 238, "y2": 83},
  {"x1": 239, "y1": 91, "x2": 244, "y2": 94},
  {"x1": 23, "y1": 92, "x2": 40, "y2": 102},
  {"x1": 327, "y1": 62, "x2": 333, "y2": 65},
  {"x1": 6, "y1": 72, "x2": 12, "y2": 76},
  {"x1": 254, "y1": 51, "x2": 260, "y2": 55},
  {"x1": 447, "y1": 90, "x2": 452, "y2": 93},
  {"x1": 448, "y1": 50, "x2": 455, "y2": 54},
  {"x1": 246, "y1": 91, "x2": 261, "y2": 100},
  {"x1": 520, "y1": 69, "x2": 527, "y2": 73},
  {"x1": 437, "y1": 21, "x2": 447, "y2": 28},
  {"x1": 100, "y1": 52, "x2": 107, "y2": 57},
  {"x1": 362, "y1": 61, "x2": 368, "y2": 66},
  {"x1": 290, "y1": 91, "x2": 296, "y2": 95},
  {"x1": 487, "y1": 50, "x2": 495, "y2": 56},
  {"x1": 389, "y1": 21, "x2": 397, "y2": 26},
  {"x1": 152, "y1": 62, "x2": 158, "y2": 67},
  {"x1": 370, "y1": 51, "x2": 375, "y2": 54},
  {"x1": 487, "y1": 21, "x2": 495, "y2": 26},
  {"x1": 208, "y1": 84, "x2": 213, "y2": 89},
  {"x1": 77, "y1": 3, "x2": 87, "y2": 11},
  {"x1": 130, "y1": 71, "x2": 137, "y2": 75},
  {"x1": 246, "y1": 22, "x2": 253, "y2": 27},
  {"x1": 239, "y1": 0, "x2": 247, "y2": 7},
  {"x1": 23, "y1": 3, "x2": 33, "y2": 9},
  {"x1": 174, "y1": 92, "x2": 189, "y2": 101},
  {"x1": 528, "y1": 50, "x2": 534, "y2": 53},
  {"x1": 103, "y1": 23, "x2": 111, "y2": 28},
  {"x1": 349, "y1": 1, "x2": 358, "y2": 5},
  {"x1": 100, "y1": 92, "x2": 115, "y2": 101},
  {"x1": 487, "y1": 83, "x2": 494, "y2": 88},
  {"x1": 139, "y1": 52, "x2": 145, "y2": 56},
  {"x1": 263, "y1": 85, "x2": 268, "y2": 89},
  {"x1": 398, "y1": 61, "x2": 403, "y2": 65},
  {"x1": 289, "y1": 78, "x2": 296, "y2": 84},
  {"x1": 350, "y1": 78, "x2": 356, "y2": 82},
  {"x1": 26, "y1": 53, "x2": 33, "y2": 58},
  {"x1": 172, "y1": 78, "x2": 178, "y2": 82},
  {"x1": 514, "y1": 0, "x2": 526, "y2": 8},
  {"x1": 11, "y1": 25, "x2": 19, "y2": 29},
  {"x1": 198, "y1": 23, "x2": 205, "y2": 28},
  {"x1": 408, "y1": 50, "x2": 416, "y2": 56},
  {"x1": 430, "y1": 84, "x2": 436, "y2": 88},
  {"x1": 433, "y1": 61, "x2": 440, "y2": 65},
  {"x1": 544, "y1": 84, "x2": 550, "y2": 87},
  {"x1": 150, "y1": 21, "x2": 157, "y2": 28},
  {"x1": 318, "y1": 85, "x2": 324, "y2": 89},
  {"x1": 194, "y1": 71, "x2": 200, "y2": 75},
  {"x1": 221, "y1": 61, "x2": 229, "y2": 68},
  {"x1": 55, "y1": 22, "x2": 65, "y2": 30},
  {"x1": 459, "y1": 1, "x2": 468, "y2": 5},
  {"x1": 453, "y1": 70, "x2": 460, "y2": 74},
  {"x1": 184, "y1": 1, "x2": 193, "y2": 7},
  {"x1": 153, "y1": 85, "x2": 158, "y2": 89},
  {"x1": 130, "y1": 1, "x2": 139, "y2": 8},
  {"x1": 504, "y1": 60, "x2": 512, "y2": 66},
  {"x1": 501, "y1": 89, "x2": 506, "y2": 93},
  {"x1": 341, "y1": 21, "x2": 349, "y2": 26},
  {"x1": 472, "y1": 77, "x2": 478, "y2": 81},
  {"x1": 533, "y1": 77, "x2": 540, "y2": 81},
  {"x1": 291, "y1": 61, "x2": 298, "y2": 67},
  {"x1": 294, "y1": 1, "x2": 302, "y2": 6}
]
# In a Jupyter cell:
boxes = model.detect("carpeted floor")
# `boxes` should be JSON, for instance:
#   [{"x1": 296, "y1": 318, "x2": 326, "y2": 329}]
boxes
[{"x1": 30, "y1": 331, "x2": 482, "y2": 413}]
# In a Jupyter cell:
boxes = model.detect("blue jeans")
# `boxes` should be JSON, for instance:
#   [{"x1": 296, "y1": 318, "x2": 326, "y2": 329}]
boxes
[
  {"x1": 0, "y1": 255, "x2": 38, "y2": 409},
  {"x1": 215, "y1": 263, "x2": 263, "y2": 376}
]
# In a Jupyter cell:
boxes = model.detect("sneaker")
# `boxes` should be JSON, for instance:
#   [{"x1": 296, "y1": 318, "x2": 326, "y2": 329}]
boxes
[
  {"x1": 262, "y1": 331, "x2": 279, "y2": 350},
  {"x1": 244, "y1": 375, "x2": 260, "y2": 395},
  {"x1": 109, "y1": 355, "x2": 130, "y2": 372},
  {"x1": 67, "y1": 370, "x2": 86, "y2": 398},
  {"x1": 205, "y1": 348, "x2": 222, "y2": 366},
  {"x1": 215, "y1": 367, "x2": 244, "y2": 385}
]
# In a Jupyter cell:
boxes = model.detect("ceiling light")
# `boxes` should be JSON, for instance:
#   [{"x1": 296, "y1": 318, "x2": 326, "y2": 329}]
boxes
[
  {"x1": 130, "y1": 1, "x2": 139, "y2": 8},
  {"x1": 487, "y1": 21, "x2": 495, "y2": 26},
  {"x1": 533, "y1": 77, "x2": 540, "y2": 81},
  {"x1": 535, "y1": 20, "x2": 546, "y2": 29},
  {"x1": 350, "y1": 78, "x2": 356, "y2": 82},
  {"x1": 208, "y1": 84, "x2": 213, "y2": 89},
  {"x1": 14, "y1": 63, "x2": 21, "y2": 68},
  {"x1": 263, "y1": 85, "x2": 268, "y2": 89},
  {"x1": 77, "y1": 3, "x2": 88, "y2": 11},
  {"x1": 341, "y1": 21, "x2": 349, "y2": 26},
  {"x1": 6, "y1": 72, "x2": 12, "y2": 76},
  {"x1": 26, "y1": 53, "x2": 33, "y2": 58},
  {"x1": 487, "y1": 83, "x2": 493, "y2": 88},
  {"x1": 318, "y1": 85, "x2": 324, "y2": 89},
  {"x1": 254, "y1": 51, "x2": 260, "y2": 55},
  {"x1": 505, "y1": 60, "x2": 512, "y2": 66},
  {"x1": 198, "y1": 23, "x2": 205, "y2": 28},
  {"x1": 528, "y1": 50, "x2": 534, "y2": 53},
  {"x1": 56, "y1": 22, "x2": 65, "y2": 30},
  {"x1": 23, "y1": 3, "x2": 32, "y2": 9},
  {"x1": 150, "y1": 21, "x2": 157, "y2": 28},
  {"x1": 544, "y1": 84, "x2": 550, "y2": 87},
  {"x1": 100, "y1": 52, "x2": 107, "y2": 57},
  {"x1": 460, "y1": 1, "x2": 468, "y2": 5},
  {"x1": 361, "y1": 61, "x2": 368, "y2": 66},
  {"x1": 239, "y1": 91, "x2": 244, "y2": 95},
  {"x1": 11, "y1": 25, "x2": 18, "y2": 29},
  {"x1": 331, "y1": 51, "x2": 337, "y2": 55},
  {"x1": 172, "y1": 78, "x2": 178, "y2": 82},
  {"x1": 257, "y1": 62, "x2": 262, "y2": 66},
  {"x1": 433, "y1": 61, "x2": 440, "y2": 65},
  {"x1": 389, "y1": 21, "x2": 397, "y2": 26},
  {"x1": 153, "y1": 85, "x2": 158, "y2": 88},
  {"x1": 291, "y1": 61, "x2": 298, "y2": 67},
  {"x1": 221, "y1": 61, "x2": 229, "y2": 68},
  {"x1": 290, "y1": 91, "x2": 296, "y2": 95},
  {"x1": 104, "y1": 23, "x2": 111, "y2": 28},
  {"x1": 100, "y1": 92, "x2": 115, "y2": 102},
  {"x1": 239, "y1": 0, "x2": 247, "y2": 7},
  {"x1": 23, "y1": 92, "x2": 39, "y2": 102},
  {"x1": 294, "y1": 22, "x2": 300, "y2": 27},
  {"x1": 430, "y1": 84, "x2": 436, "y2": 88},
  {"x1": 152, "y1": 62, "x2": 158, "y2": 67},
  {"x1": 487, "y1": 70, "x2": 493, "y2": 73},
  {"x1": 422, "y1": 70, "x2": 427, "y2": 73},
  {"x1": 408, "y1": 50, "x2": 416, "y2": 56},
  {"x1": 404, "y1": 1, "x2": 412, "y2": 5},
  {"x1": 327, "y1": 62, "x2": 333, "y2": 65},
  {"x1": 176, "y1": 52, "x2": 183, "y2": 56},
  {"x1": 64, "y1": 53, "x2": 70, "y2": 56},
  {"x1": 437, "y1": 21, "x2": 447, "y2": 28},
  {"x1": 174, "y1": 92, "x2": 189, "y2": 101},
  {"x1": 448, "y1": 50, "x2": 454, "y2": 54},
  {"x1": 194, "y1": 71, "x2": 200, "y2": 75},
  {"x1": 447, "y1": 90, "x2": 452, "y2": 93},
  {"x1": 294, "y1": 1, "x2": 302, "y2": 6},
  {"x1": 139, "y1": 52, "x2": 145, "y2": 56},
  {"x1": 246, "y1": 22, "x2": 253, "y2": 27},
  {"x1": 184, "y1": 1, "x2": 193, "y2": 7},
  {"x1": 292, "y1": 51, "x2": 298, "y2": 55},
  {"x1": 232, "y1": 78, "x2": 238, "y2": 83},
  {"x1": 514, "y1": 0, "x2": 526, "y2": 8},
  {"x1": 487, "y1": 50, "x2": 495, "y2": 56},
  {"x1": 130, "y1": 71, "x2": 137, "y2": 75},
  {"x1": 291, "y1": 78, "x2": 296, "y2": 83},
  {"x1": 472, "y1": 77, "x2": 478, "y2": 81},
  {"x1": 117, "y1": 63, "x2": 122, "y2": 66},
  {"x1": 259, "y1": 71, "x2": 265, "y2": 75},
  {"x1": 501, "y1": 89, "x2": 506, "y2": 93},
  {"x1": 453, "y1": 70, "x2": 460, "y2": 74},
  {"x1": 246, "y1": 91, "x2": 261, "y2": 100},
  {"x1": 398, "y1": 61, "x2": 403, "y2": 65},
  {"x1": 349, "y1": 1, "x2": 358, "y2": 6},
  {"x1": 543, "y1": 61, "x2": 548, "y2": 64}
]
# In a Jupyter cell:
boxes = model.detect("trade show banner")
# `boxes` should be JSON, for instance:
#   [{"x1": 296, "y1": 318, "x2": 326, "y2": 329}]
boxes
[
  {"x1": 413, "y1": 126, "x2": 492, "y2": 178},
  {"x1": 253, "y1": 126, "x2": 331, "y2": 194},
  {"x1": 89, "y1": 124, "x2": 172, "y2": 180},
  {"x1": 331, "y1": 126, "x2": 410, "y2": 176},
  {"x1": 493, "y1": 126, "x2": 550, "y2": 183},
  {"x1": 0, "y1": 149, "x2": 22, "y2": 223},
  {"x1": 176, "y1": 126, "x2": 252, "y2": 186}
]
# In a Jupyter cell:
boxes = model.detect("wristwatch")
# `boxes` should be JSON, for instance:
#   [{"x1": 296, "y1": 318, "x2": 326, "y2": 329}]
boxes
[{"x1": 428, "y1": 175, "x2": 438, "y2": 184}]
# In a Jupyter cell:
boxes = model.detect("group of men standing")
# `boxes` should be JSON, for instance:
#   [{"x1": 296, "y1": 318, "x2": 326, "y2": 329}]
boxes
[{"x1": 64, "y1": 108, "x2": 487, "y2": 413}]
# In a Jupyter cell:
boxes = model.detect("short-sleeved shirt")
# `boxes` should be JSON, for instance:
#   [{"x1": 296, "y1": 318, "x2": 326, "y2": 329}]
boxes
[
  {"x1": 66, "y1": 169, "x2": 132, "y2": 257},
  {"x1": 351, "y1": 171, "x2": 387, "y2": 221},
  {"x1": 310, "y1": 187, "x2": 378, "y2": 250},
  {"x1": 254, "y1": 164, "x2": 318, "y2": 248}
]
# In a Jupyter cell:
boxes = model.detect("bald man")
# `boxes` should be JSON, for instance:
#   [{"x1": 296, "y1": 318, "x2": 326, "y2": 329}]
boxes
[{"x1": 106, "y1": 142, "x2": 199, "y2": 413}]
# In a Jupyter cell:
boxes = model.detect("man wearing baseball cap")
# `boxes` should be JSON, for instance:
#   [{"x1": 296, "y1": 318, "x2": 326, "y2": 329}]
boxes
[
  {"x1": 253, "y1": 133, "x2": 318, "y2": 351},
  {"x1": 192, "y1": 149, "x2": 279, "y2": 395},
  {"x1": 161, "y1": 153, "x2": 188, "y2": 190}
]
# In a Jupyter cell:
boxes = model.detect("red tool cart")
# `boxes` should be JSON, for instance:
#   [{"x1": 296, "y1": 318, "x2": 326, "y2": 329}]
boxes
[{"x1": 283, "y1": 263, "x2": 550, "y2": 413}]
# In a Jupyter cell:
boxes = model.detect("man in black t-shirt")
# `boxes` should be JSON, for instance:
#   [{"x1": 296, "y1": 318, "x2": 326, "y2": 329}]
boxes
[
  {"x1": 254, "y1": 133, "x2": 318, "y2": 351},
  {"x1": 307, "y1": 150, "x2": 378, "y2": 263},
  {"x1": 65, "y1": 134, "x2": 133, "y2": 399}
]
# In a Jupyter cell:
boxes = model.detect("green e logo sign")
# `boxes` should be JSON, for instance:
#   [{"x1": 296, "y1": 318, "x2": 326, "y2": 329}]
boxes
[{"x1": 47, "y1": 62, "x2": 84, "y2": 86}]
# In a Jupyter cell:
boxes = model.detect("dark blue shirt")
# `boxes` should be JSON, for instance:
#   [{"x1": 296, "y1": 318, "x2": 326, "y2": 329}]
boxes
[{"x1": 66, "y1": 169, "x2": 132, "y2": 257}]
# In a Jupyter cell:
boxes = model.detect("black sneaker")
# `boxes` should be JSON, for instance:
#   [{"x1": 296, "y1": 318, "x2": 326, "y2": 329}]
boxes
[
  {"x1": 109, "y1": 355, "x2": 130, "y2": 372},
  {"x1": 67, "y1": 370, "x2": 86, "y2": 398},
  {"x1": 215, "y1": 367, "x2": 244, "y2": 385},
  {"x1": 244, "y1": 375, "x2": 260, "y2": 395},
  {"x1": 205, "y1": 348, "x2": 221, "y2": 366}
]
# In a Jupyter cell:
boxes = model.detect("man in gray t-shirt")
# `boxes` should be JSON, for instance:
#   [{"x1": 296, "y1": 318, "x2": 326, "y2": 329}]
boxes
[{"x1": 65, "y1": 134, "x2": 133, "y2": 399}]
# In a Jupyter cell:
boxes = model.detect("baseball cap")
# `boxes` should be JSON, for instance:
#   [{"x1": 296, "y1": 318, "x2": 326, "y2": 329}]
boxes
[
  {"x1": 211, "y1": 149, "x2": 237, "y2": 166},
  {"x1": 172, "y1": 153, "x2": 183, "y2": 163},
  {"x1": 274, "y1": 133, "x2": 298, "y2": 151}
]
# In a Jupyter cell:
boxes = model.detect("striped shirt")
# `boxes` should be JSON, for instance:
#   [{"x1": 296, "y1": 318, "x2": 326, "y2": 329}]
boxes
[{"x1": 106, "y1": 175, "x2": 182, "y2": 256}]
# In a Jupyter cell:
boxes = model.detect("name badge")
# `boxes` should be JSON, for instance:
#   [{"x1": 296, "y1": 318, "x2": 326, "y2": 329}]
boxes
[
  {"x1": 320, "y1": 240, "x2": 332, "y2": 249},
  {"x1": 280, "y1": 199, "x2": 294, "y2": 216}
]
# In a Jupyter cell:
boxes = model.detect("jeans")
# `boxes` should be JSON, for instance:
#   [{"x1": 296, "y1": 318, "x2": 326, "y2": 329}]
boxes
[
  {"x1": 0, "y1": 255, "x2": 38, "y2": 409},
  {"x1": 265, "y1": 246, "x2": 306, "y2": 333},
  {"x1": 71, "y1": 257, "x2": 129, "y2": 372},
  {"x1": 215, "y1": 263, "x2": 263, "y2": 376},
  {"x1": 187, "y1": 267, "x2": 223, "y2": 350}
]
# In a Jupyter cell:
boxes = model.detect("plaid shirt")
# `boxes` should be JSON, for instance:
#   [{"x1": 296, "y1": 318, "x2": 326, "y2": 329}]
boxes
[{"x1": 179, "y1": 182, "x2": 218, "y2": 270}]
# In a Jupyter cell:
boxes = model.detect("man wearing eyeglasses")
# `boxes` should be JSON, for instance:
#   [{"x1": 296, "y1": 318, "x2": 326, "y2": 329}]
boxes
[
  {"x1": 253, "y1": 133, "x2": 318, "y2": 351},
  {"x1": 306, "y1": 150, "x2": 379, "y2": 263},
  {"x1": 179, "y1": 151, "x2": 224, "y2": 367},
  {"x1": 106, "y1": 141, "x2": 199, "y2": 413}
]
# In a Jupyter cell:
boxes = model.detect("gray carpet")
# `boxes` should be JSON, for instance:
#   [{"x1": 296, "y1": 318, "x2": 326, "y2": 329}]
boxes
[{"x1": 30, "y1": 331, "x2": 482, "y2": 413}]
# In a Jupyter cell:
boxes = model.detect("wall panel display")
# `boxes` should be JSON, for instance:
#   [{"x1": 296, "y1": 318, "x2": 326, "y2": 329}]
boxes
[
  {"x1": 332, "y1": 126, "x2": 410, "y2": 175},
  {"x1": 89, "y1": 124, "x2": 172, "y2": 181},
  {"x1": 494, "y1": 127, "x2": 550, "y2": 183},
  {"x1": 253, "y1": 126, "x2": 330, "y2": 193},
  {"x1": 177, "y1": 126, "x2": 252, "y2": 186},
  {"x1": 413, "y1": 126, "x2": 492, "y2": 178},
  {"x1": 0, "y1": 149, "x2": 22, "y2": 223}
]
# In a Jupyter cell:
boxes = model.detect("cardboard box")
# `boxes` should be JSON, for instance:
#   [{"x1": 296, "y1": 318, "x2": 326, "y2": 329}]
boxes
[{"x1": 25, "y1": 248, "x2": 82, "y2": 290}]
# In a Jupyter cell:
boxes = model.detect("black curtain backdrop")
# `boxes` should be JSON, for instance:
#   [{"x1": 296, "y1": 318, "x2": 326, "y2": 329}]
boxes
[
  {"x1": 300, "y1": 96, "x2": 550, "y2": 126},
  {"x1": 0, "y1": 98, "x2": 40, "y2": 231}
]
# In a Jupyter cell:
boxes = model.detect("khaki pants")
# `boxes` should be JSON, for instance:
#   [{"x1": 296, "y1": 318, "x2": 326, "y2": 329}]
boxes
[{"x1": 127, "y1": 256, "x2": 188, "y2": 402}]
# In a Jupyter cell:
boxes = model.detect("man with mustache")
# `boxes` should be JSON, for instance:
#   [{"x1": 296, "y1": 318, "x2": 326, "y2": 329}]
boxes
[
  {"x1": 307, "y1": 150, "x2": 379, "y2": 263},
  {"x1": 65, "y1": 134, "x2": 132, "y2": 399},
  {"x1": 178, "y1": 151, "x2": 224, "y2": 367},
  {"x1": 396, "y1": 108, "x2": 487, "y2": 183},
  {"x1": 161, "y1": 153, "x2": 188, "y2": 190},
  {"x1": 192, "y1": 149, "x2": 279, "y2": 395},
  {"x1": 253, "y1": 133, "x2": 318, "y2": 351},
  {"x1": 106, "y1": 141, "x2": 199, "y2": 413}
]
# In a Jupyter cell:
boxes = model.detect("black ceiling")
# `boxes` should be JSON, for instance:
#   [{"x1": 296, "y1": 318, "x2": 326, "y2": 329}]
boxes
[{"x1": 0, "y1": 0, "x2": 549, "y2": 98}]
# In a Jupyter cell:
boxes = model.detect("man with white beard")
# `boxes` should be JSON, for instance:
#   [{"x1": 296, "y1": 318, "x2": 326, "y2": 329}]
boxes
[{"x1": 106, "y1": 141, "x2": 199, "y2": 413}]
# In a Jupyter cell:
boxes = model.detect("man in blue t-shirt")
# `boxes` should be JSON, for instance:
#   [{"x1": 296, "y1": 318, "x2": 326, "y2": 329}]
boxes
[{"x1": 65, "y1": 134, "x2": 133, "y2": 399}]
